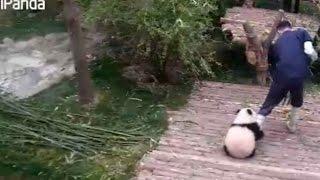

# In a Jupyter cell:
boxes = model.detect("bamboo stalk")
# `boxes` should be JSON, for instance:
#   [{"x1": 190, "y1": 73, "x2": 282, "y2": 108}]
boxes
[{"x1": 0, "y1": 96, "x2": 150, "y2": 156}]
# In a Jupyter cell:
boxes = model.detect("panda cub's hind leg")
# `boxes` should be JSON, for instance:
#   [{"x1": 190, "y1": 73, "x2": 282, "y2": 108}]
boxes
[
  {"x1": 223, "y1": 145, "x2": 230, "y2": 156},
  {"x1": 247, "y1": 148, "x2": 256, "y2": 158}
]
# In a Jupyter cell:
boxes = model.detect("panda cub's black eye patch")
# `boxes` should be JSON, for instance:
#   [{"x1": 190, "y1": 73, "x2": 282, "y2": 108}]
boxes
[
  {"x1": 236, "y1": 109, "x2": 240, "y2": 114},
  {"x1": 247, "y1": 109, "x2": 252, "y2": 115}
]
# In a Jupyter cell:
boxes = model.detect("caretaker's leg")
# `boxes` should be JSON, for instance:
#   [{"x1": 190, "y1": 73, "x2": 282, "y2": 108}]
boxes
[
  {"x1": 286, "y1": 80, "x2": 304, "y2": 133},
  {"x1": 257, "y1": 81, "x2": 288, "y2": 127},
  {"x1": 289, "y1": 80, "x2": 304, "y2": 108}
]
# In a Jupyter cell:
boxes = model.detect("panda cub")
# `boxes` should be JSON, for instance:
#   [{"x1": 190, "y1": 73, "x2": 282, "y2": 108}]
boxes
[{"x1": 223, "y1": 108, "x2": 264, "y2": 159}]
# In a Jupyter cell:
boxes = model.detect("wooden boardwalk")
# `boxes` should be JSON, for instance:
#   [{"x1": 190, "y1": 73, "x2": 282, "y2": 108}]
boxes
[
  {"x1": 221, "y1": 7, "x2": 320, "y2": 44},
  {"x1": 135, "y1": 82, "x2": 320, "y2": 180}
]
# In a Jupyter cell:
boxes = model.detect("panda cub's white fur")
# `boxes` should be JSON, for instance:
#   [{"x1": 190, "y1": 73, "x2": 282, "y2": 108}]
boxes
[{"x1": 223, "y1": 108, "x2": 264, "y2": 159}]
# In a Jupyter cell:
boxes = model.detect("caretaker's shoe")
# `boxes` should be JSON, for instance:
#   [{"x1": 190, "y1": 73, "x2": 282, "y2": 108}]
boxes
[
  {"x1": 286, "y1": 107, "x2": 299, "y2": 133},
  {"x1": 257, "y1": 114, "x2": 266, "y2": 129},
  {"x1": 286, "y1": 120, "x2": 297, "y2": 133}
]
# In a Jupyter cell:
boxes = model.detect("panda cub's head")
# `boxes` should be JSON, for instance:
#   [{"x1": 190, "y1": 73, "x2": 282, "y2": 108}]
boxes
[{"x1": 233, "y1": 108, "x2": 257, "y2": 125}]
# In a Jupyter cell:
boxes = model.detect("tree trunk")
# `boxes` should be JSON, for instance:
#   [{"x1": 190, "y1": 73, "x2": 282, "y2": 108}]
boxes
[
  {"x1": 164, "y1": 55, "x2": 183, "y2": 84},
  {"x1": 0, "y1": 9, "x2": 13, "y2": 27},
  {"x1": 290, "y1": 0, "x2": 295, "y2": 12},
  {"x1": 163, "y1": 38, "x2": 184, "y2": 84},
  {"x1": 282, "y1": 0, "x2": 300, "y2": 13},
  {"x1": 243, "y1": 22, "x2": 267, "y2": 85},
  {"x1": 294, "y1": 0, "x2": 300, "y2": 13},
  {"x1": 279, "y1": 0, "x2": 284, "y2": 9},
  {"x1": 63, "y1": 0, "x2": 94, "y2": 105},
  {"x1": 243, "y1": 0, "x2": 255, "y2": 8},
  {"x1": 243, "y1": 10, "x2": 284, "y2": 86},
  {"x1": 283, "y1": 0, "x2": 293, "y2": 12}
]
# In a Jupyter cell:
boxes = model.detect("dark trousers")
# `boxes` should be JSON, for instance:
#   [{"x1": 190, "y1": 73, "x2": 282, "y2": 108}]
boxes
[{"x1": 258, "y1": 79, "x2": 304, "y2": 116}]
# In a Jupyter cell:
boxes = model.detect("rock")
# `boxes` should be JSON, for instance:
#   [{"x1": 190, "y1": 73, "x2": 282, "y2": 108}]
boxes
[
  {"x1": 45, "y1": 33, "x2": 68, "y2": 42},
  {"x1": 5, "y1": 67, "x2": 42, "y2": 98},
  {"x1": 7, "y1": 54, "x2": 44, "y2": 67},
  {"x1": 0, "y1": 44, "x2": 8, "y2": 51},
  {"x1": 27, "y1": 13, "x2": 37, "y2": 18},
  {"x1": 26, "y1": 36, "x2": 45, "y2": 47},
  {"x1": 0, "y1": 54, "x2": 6, "y2": 62},
  {"x1": 39, "y1": 65, "x2": 59, "y2": 78},
  {"x1": 31, "y1": 50, "x2": 44, "y2": 59},
  {"x1": 0, "y1": 29, "x2": 101, "y2": 99},
  {"x1": 52, "y1": 39, "x2": 70, "y2": 51},
  {"x1": 0, "y1": 62, "x2": 23, "y2": 75},
  {"x1": 3, "y1": 38, "x2": 14, "y2": 46},
  {"x1": 14, "y1": 41, "x2": 30, "y2": 51},
  {"x1": 46, "y1": 51, "x2": 72, "y2": 65},
  {"x1": 55, "y1": 12, "x2": 64, "y2": 21},
  {"x1": 122, "y1": 65, "x2": 157, "y2": 83}
]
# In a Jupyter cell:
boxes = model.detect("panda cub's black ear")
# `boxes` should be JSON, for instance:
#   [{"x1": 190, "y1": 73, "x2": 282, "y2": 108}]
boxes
[
  {"x1": 235, "y1": 109, "x2": 240, "y2": 114},
  {"x1": 247, "y1": 109, "x2": 253, "y2": 115}
]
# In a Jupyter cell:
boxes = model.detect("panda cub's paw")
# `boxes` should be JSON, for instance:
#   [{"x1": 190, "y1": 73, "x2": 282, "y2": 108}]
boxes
[
  {"x1": 257, "y1": 130, "x2": 264, "y2": 141},
  {"x1": 256, "y1": 123, "x2": 264, "y2": 140},
  {"x1": 248, "y1": 149, "x2": 256, "y2": 158}
]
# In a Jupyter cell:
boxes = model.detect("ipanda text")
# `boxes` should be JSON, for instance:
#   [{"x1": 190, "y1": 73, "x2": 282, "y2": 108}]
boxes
[{"x1": 1, "y1": 0, "x2": 45, "y2": 10}]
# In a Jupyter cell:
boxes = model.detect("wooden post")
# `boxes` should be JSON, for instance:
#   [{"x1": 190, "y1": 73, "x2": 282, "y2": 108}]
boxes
[
  {"x1": 243, "y1": 10, "x2": 284, "y2": 86},
  {"x1": 290, "y1": 0, "x2": 295, "y2": 12},
  {"x1": 63, "y1": 0, "x2": 95, "y2": 105},
  {"x1": 283, "y1": 0, "x2": 293, "y2": 12},
  {"x1": 243, "y1": 22, "x2": 268, "y2": 85},
  {"x1": 294, "y1": 0, "x2": 300, "y2": 13},
  {"x1": 279, "y1": 0, "x2": 284, "y2": 9},
  {"x1": 243, "y1": 0, "x2": 255, "y2": 8}
]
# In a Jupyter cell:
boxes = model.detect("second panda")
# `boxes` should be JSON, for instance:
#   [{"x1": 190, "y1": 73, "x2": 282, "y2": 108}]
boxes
[{"x1": 223, "y1": 108, "x2": 264, "y2": 159}]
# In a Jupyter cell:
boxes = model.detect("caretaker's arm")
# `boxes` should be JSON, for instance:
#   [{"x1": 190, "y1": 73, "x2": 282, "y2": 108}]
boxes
[
  {"x1": 299, "y1": 28, "x2": 318, "y2": 62},
  {"x1": 304, "y1": 41, "x2": 318, "y2": 62}
]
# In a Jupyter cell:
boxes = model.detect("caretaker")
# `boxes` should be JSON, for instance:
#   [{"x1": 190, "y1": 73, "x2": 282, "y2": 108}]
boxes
[{"x1": 256, "y1": 20, "x2": 318, "y2": 133}]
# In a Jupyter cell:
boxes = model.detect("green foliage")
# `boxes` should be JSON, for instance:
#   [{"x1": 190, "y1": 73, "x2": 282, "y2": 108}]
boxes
[
  {"x1": 77, "y1": 0, "x2": 92, "y2": 9},
  {"x1": 0, "y1": 59, "x2": 192, "y2": 179},
  {"x1": 254, "y1": 0, "x2": 280, "y2": 10},
  {"x1": 85, "y1": 0, "x2": 222, "y2": 78},
  {"x1": 300, "y1": 1, "x2": 320, "y2": 19},
  {"x1": 254, "y1": 0, "x2": 320, "y2": 18},
  {"x1": 0, "y1": 11, "x2": 65, "y2": 40}
]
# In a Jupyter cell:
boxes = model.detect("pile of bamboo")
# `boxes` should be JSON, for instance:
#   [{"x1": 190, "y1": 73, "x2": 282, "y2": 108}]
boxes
[{"x1": 0, "y1": 96, "x2": 150, "y2": 156}]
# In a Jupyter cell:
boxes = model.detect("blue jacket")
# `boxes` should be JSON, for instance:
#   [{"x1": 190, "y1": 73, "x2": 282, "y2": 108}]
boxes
[{"x1": 268, "y1": 28, "x2": 313, "y2": 82}]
